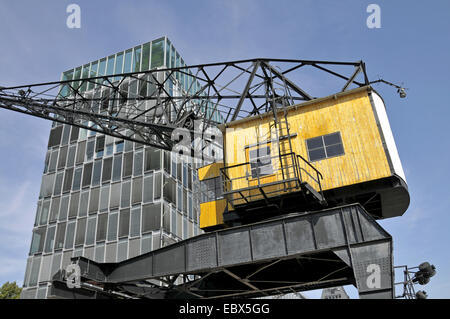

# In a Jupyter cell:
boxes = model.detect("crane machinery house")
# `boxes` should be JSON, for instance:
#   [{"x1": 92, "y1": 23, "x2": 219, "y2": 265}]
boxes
[{"x1": 199, "y1": 86, "x2": 409, "y2": 230}]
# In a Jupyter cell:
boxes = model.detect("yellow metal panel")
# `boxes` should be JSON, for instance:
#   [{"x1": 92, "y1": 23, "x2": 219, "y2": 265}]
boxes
[
  {"x1": 198, "y1": 162, "x2": 224, "y2": 181},
  {"x1": 199, "y1": 199, "x2": 227, "y2": 229},
  {"x1": 222, "y1": 89, "x2": 392, "y2": 196}
]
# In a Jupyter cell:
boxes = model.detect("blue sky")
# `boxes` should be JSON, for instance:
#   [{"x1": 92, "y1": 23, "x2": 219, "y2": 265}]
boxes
[{"x1": 0, "y1": 0, "x2": 449, "y2": 298}]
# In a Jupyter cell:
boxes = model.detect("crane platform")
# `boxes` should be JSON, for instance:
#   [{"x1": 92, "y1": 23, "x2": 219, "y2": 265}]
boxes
[{"x1": 48, "y1": 203, "x2": 394, "y2": 299}]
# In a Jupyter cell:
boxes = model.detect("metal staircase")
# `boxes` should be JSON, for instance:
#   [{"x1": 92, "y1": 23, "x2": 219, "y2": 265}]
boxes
[{"x1": 220, "y1": 93, "x2": 326, "y2": 225}]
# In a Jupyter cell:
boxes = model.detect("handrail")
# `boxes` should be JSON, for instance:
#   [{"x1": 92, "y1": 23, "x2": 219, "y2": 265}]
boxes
[
  {"x1": 296, "y1": 154, "x2": 325, "y2": 201},
  {"x1": 297, "y1": 154, "x2": 323, "y2": 180},
  {"x1": 220, "y1": 152, "x2": 299, "y2": 188},
  {"x1": 219, "y1": 151, "x2": 326, "y2": 205}
]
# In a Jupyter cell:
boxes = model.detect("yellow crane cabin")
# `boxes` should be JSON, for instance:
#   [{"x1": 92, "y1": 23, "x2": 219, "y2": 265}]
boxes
[{"x1": 199, "y1": 86, "x2": 409, "y2": 230}]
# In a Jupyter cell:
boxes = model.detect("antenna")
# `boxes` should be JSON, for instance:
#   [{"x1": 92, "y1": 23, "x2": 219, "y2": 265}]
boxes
[{"x1": 369, "y1": 78, "x2": 408, "y2": 98}]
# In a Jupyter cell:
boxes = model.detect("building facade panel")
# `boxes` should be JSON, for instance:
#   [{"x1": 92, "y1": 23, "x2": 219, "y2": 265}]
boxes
[{"x1": 21, "y1": 37, "x2": 215, "y2": 298}]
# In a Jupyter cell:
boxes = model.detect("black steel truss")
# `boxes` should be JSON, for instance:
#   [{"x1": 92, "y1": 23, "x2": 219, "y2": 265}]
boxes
[{"x1": 0, "y1": 58, "x2": 369, "y2": 152}]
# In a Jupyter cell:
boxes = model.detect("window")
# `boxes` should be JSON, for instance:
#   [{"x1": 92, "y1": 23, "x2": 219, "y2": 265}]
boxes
[
  {"x1": 102, "y1": 157, "x2": 113, "y2": 182},
  {"x1": 67, "y1": 145, "x2": 76, "y2": 168},
  {"x1": 58, "y1": 195, "x2": 70, "y2": 221},
  {"x1": 142, "y1": 42, "x2": 150, "y2": 71},
  {"x1": 188, "y1": 194, "x2": 193, "y2": 220},
  {"x1": 124, "y1": 140, "x2": 134, "y2": 153},
  {"x1": 248, "y1": 146, "x2": 273, "y2": 178},
  {"x1": 124, "y1": 50, "x2": 132, "y2": 74},
  {"x1": 68, "y1": 192, "x2": 80, "y2": 218},
  {"x1": 95, "y1": 136, "x2": 105, "y2": 158},
  {"x1": 120, "y1": 181, "x2": 131, "y2": 208},
  {"x1": 306, "y1": 132, "x2": 344, "y2": 162},
  {"x1": 107, "y1": 211, "x2": 118, "y2": 242},
  {"x1": 62, "y1": 168, "x2": 74, "y2": 193},
  {"x1": 57, "y1": 146, "x2": 68, "y2": 169},
  {"x1": 96, "y1": 213, "x2": 108, "y2": 242},
  {"x1": 40, "y1": 200, "x2": 50, "y2": 225},
  {"x1": 99, "y1": 185, "x2": 110, "y2": 212},
  {"x1": 171, "y1": 208, "x2": 177, "y2": 238},
  {"x1": 64, "y1": 221, "x2": 76, "y2": 249},
  {"x1": 43, "y1": 151, "x2": 50, "y2": 174},
  {"x1": 151, "y1": 39, "x2": 164, "y2": 69},
  {"x1": 78, "y1": 191, "x2": 89, "y2": 217},
  {"x1": 133, "y1": 45, "x2": 142, "y2": 72},
  {"x1": 76, "y1": 141, "x2": 86, "y2": 164},
  {"x1": 88, "y1": 188, "x2": 100, "y2": 214},
  {"x1": 132, "y1": 177, "x2": 143, "y2": 205},
  {"x1": 49, "y1": 149, "x2": 58, "y2": 172},
  {"x1": 163, "y1": 175, "x2": 176, "y2": 204},
  {"x1": 164, "y1": 151, "x2": 171, "y2": 175},
  {"x1": 163, "y1": 204, "x2": 170, "y2": 234},
  {"x1": 119, "y1": 209, "x2": 130, "y2": 238},
  {"x1": 142, "y1": 203, "x2": 161, "y2": 233},
  {"x1": 130, "y1": 207, "x2": 141, "y2": 237},
  {"x1": 143, "y1": 175, "x2": 153, "y2": 203},
  {"x1": 105, "y1": 141, "x2": 114, "y2": 156},
  {"x1": 112, "y1": 154, "x2": 122, "y2": 182},
  {"x1": 92, "y1": 160, "x2": 102, "y2": 187},
  {"x1": 141, "y1": 234, "x2": 152, "y2": 254},
  {"x1": 30, "y1": 227, "x2": 46, "y2": 254},
  {"x1": 54, "y1": 222, "x2": 66, "y2": 250},
  {"x1": 79, "y1": 127, "x2": 88, "y2": 141},
  {"x1": 75, "y1": 218, "x2": 87, "y2": 246},
  {"x1": 117, "y1": 239, "x2": 128, "y2": 262},
  {"x1": 145, "y1": 148, "x2": 160, "y2": 171},
  {"x1": 29, "y1": 257, "x2": 41, "y2": 287},
  {"x1": 86, "y1": 216, "x2": 97, "y2": 246},
  {"x1": 61, "y1": 125, "x2": 71, "y2": 145},
  {"x1": 154, "y1": 172, "x2": 161, "y2": 200},
  {"x1": 70, "y1": 126, "x2": 79, "y2": 142},
  {"x1": 110, "y1": 183, "x2": 121, "y2": 209},
  {"x1": 177, "y1": 185, "x2": 183, "y2": 211},
  {"x1": 114, "y1": 52, "x2": 124, "y2": 82},
  {"x1": 72, "y1": 167, "x2": 82, "y2": 191},
  {"x1": 49, "y1": 197, "x2": 60, "y2": 222},
  {"x1": 48, "y1": 126, "x2": 62, "y2": 148},
  {"x1": 183, "y1": 164, "x2": 188, "y2": 188},
  {"x1": 122, "y1": 152, "x2": 133, "y2": 178},
  {"x1": 95, "y1": 243, "x2": 105, "y2": 263},
  {"x1": 106, "y1": 55, "x2": 115, "y2": 76},
  {"x1": 86, "y1": 139, "x2": 95, "y2": 161},
  {"x1": 53, "y1": 172, "x2": 64, "y2": 196},
  {"x1": 44, "y1": 225, "x2": 56, "y2": 253},
  {"x1": 115, "y1": 141, "x2": 124, "y2": 153}
]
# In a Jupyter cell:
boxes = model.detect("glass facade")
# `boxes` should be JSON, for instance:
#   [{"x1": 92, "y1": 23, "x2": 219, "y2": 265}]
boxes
[{"x1": 21, "y1": 37, "x2": 211, "y2": 299}]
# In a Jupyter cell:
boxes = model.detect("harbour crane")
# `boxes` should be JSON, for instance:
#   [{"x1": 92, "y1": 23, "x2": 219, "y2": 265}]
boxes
[{"x1": 1, "y1": 58, "x2": 432, "y2": 299}]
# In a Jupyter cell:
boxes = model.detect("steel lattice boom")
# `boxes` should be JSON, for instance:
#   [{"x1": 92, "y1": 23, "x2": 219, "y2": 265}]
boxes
[{"x1": 0, "y1": 58, "x2": 368, "y2": 152}]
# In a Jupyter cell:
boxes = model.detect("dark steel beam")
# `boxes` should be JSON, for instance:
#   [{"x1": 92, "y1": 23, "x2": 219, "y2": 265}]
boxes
[
  {"x1": 342, "y1": 65, "x2": 361, "y2": 92},
  {"x1": 231, "y1": 61, "x2": 260, "y2": 121},
  {"x1": 58, "y1": 204, "x2": 394, "y2": 299},
  {"x1": 261, "y1": 61, "x2": 313, "y2": 100},
  {"x1": 1, "y1": 58, "x2": 377, "y2": 154}
]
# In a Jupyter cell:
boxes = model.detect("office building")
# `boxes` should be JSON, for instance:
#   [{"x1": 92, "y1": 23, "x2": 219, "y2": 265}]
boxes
[{"x1": 20, "y1": 37, "x2": 220, "y2": 298}]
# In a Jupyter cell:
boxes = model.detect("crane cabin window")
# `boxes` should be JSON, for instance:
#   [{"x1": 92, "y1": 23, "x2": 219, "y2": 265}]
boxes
[
  {"x1": 306, "y1": 132, "x2": 344, "y2": 162},
  {"x1": 248, "y1": 146, "x2": 273, "y2": 178}
]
